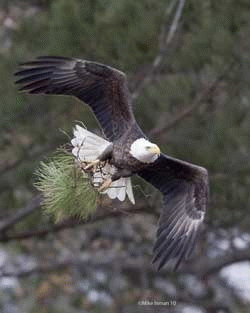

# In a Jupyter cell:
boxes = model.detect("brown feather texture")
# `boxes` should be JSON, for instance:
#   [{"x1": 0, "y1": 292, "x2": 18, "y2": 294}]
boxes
[{"x1": 15, "y1": 56, "x2": 135, "y2": 141}]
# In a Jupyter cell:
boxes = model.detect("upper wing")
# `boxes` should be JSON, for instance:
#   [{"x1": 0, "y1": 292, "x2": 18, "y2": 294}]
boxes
[
  {"x1": 138, "y1": 154, "x2": 209, "y2": 271},
  {"x1": 15, "y1": 56, "x2": 135, "y2": 141}
]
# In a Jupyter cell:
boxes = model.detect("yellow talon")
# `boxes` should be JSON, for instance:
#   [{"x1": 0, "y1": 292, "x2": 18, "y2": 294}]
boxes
[
  {"x1": 83, "y1": 159, "x2": 100, "y2": 172},
  {"x1": 98, "y1": 178, "x2": 113, "y2": 192}
]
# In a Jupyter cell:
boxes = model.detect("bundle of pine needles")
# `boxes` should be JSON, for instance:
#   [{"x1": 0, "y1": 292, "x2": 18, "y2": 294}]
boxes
[{"x1": 35, "y1": 152, "x2": 97, "y2": 222}]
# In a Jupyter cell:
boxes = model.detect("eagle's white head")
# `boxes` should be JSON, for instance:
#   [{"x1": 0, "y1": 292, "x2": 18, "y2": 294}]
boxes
[{"x1": 130, "y1": 138, "x2": 160, "y2": 163}]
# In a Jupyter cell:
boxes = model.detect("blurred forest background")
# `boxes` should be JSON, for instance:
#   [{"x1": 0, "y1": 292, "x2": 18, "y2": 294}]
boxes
[{"x1": 0, "y1": 0, "x2": 250, "y2": 312}]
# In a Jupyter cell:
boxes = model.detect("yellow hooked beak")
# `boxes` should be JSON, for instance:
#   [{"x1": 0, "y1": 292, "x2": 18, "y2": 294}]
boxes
[{"x1": 147, "y1": 145, "x2": 161, "y2": 157}]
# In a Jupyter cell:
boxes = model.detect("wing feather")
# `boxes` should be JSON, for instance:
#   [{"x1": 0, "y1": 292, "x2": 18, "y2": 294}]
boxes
[
  {"x1": 138, "y1": 154, "x2": 208, "y2": 270},
  {"x1": 15, "y1": 56, "x2": 135, "y2": 141}
]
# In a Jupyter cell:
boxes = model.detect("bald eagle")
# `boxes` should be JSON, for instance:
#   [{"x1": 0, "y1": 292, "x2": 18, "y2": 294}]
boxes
[{"x1": 15, "y1": 56, "x2": 209, "y2": 270}]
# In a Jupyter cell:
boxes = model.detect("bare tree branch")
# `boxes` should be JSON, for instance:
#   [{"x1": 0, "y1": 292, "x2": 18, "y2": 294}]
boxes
[
  {"x1": 0, "y1": 195, "x2": 42, "y2": 233},
  {"x1": 131, "y1": 0, "x2": 186, "y2": 100},
  {"x1": 0, "y1": 199, "x2": 156, "y2": 242},
  {"x1": 163, "y1": 0, "x2": 186, "y2": 47},
  {"x1": 199, "y1": 248, "x2": 250, "y2": 277},
  {"x1": 181, "y1": 247, "x2": 250, "y2": 277},
  {"x1": 149, "y1": 60, "x2": 238, "y2": 137},
  {"x1": 0, "y1": 143, "x2": 55, "y2": 175}
]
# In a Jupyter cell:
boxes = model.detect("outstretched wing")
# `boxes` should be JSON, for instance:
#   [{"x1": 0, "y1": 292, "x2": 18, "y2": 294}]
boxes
[
  {"x1": 138, "y1": 154, "x2": 208, "y2": 270},
  {"x1": 15, "y1": 56, "x2": 135, "y2": 141}
]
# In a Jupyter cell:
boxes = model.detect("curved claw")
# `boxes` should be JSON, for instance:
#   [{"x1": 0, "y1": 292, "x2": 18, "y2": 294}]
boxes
[
  {"x1": 83, "y1": 159, "x2": 100, "y2": 172},
  {"x1": 98, "y1": 177, "x2": 113, "y2": 192}
]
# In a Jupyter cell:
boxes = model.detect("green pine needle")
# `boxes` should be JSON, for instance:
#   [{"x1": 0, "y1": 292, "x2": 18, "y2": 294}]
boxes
[{"x1": 34, "y1": 152, "x2": 97, "y2": 222}]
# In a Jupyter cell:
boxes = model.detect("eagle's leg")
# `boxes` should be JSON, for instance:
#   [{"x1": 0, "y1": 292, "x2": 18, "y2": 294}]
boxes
[
  {"x1": 83, "y1": 143, "x2": 113, "y2": 172},
  {"x1": 98, "y1": 169, "x2": 132, "y2": 192},
  {"x1": 98, "y1": 177, "x2": 113, "y2": 191},
  {"x1": 84, "y1": 159, "x2": 100, "y2": 172},
  {"x1": 98, "y1": 170, "x2": 121, "y2": 192}
]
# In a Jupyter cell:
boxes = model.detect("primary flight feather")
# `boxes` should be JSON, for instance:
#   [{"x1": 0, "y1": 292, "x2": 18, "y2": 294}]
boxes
[{"x1": 15, "y1": 56, "x2": 209, "y2": 270}]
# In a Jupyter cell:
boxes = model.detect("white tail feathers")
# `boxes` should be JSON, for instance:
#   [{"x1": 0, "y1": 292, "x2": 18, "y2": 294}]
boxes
[{"x1": 71, "y1": 125, "x2": 135, "y2": 204}]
